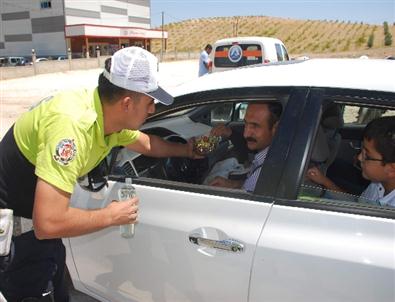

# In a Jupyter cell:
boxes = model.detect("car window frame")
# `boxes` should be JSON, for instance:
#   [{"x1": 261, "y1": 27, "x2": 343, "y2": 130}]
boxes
[
  {"x1": 108, "y1": 86, "x2": 296, "y2": 203},
  {"x1": 276, "y1": 87, "x2": 395, "y2": 220},
  {"x1": 109, "y1": 86, "x2": 395, "y2": 220}
]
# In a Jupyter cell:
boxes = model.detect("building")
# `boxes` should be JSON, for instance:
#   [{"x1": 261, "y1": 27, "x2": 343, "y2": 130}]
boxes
[{"x1": 0, "y1": 0, "x2": 167, "y2": 58}]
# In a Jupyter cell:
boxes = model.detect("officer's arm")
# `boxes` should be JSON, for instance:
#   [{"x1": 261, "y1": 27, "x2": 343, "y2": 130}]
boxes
[
  {"x1": 126, "y1": 131, "x2": 194, "y2": 158},
  {"x1": 33, "y1": 178, "x2": 138, "y2": 239}
]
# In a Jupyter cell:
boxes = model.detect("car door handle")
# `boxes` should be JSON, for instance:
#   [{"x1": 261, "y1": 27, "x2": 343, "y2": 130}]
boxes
[{"x1": 188, "y1": 234, "x2": 244, "y2": 253}]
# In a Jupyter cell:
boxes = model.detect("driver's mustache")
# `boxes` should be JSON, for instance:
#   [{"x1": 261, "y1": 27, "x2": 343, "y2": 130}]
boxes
[{"x1": 245, "y1": 137, "x2": 257, "y2": 142}]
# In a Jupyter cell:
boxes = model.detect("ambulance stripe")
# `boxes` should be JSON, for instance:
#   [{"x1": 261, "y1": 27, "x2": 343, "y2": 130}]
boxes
[{"x1": 215, "y1": 50, "x2": 262, "y2": 58}]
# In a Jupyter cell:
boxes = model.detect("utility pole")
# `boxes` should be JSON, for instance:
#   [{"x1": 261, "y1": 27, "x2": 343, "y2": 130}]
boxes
[
  {"x1": 235, "y1": 17, "x2": 239, "y2": 37},
  {"x1": 160, "y1": 11, "x2": 164, "y2": 62}
]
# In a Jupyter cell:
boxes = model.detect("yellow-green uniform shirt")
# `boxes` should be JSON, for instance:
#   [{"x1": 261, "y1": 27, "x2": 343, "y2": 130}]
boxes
[{"x1": 13, "y1": 88, "x2": 140, "y2": 193}]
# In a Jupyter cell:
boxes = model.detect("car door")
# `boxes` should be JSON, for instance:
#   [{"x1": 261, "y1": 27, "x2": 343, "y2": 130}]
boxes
[
  {"x1": 66, "y1": 180, "x2": 273, "y2": 302},
  {"x1": 249, "y1": 90, "x2": 395, "y2": 302},
  {"x1": 63, "y1": 87, "x2": 311, "y2": 301},
  {"x1": 64, "y1": 86, "x2": 301, "y2": 302},
  {"x1": 249, "y1": 202, "x2": 395, "y2": 302}
]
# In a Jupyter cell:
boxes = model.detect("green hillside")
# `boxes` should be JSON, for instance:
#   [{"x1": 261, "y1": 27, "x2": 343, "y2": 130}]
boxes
[{"x1": 151, "y1": 16, "x2": 395, "y2": 58}]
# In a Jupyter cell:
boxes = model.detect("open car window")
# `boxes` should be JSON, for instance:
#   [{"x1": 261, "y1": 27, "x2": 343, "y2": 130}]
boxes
[
  {"x1": 297, "y1": 101, "x2": 395, "y2": 210},
  {"x1": 107, "y1": 97, "x2": 286, "y2": 195}
]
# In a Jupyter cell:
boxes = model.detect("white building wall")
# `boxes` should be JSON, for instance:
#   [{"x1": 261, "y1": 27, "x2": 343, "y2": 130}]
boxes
[
  {"x1": 64, "y1": 0, "x2": 150, "y2": 28},
  {"x1": 0, "y1": 0, "x2": 66, "y2": 57},
  {"x1": 32, "y1": 33, "x2": 68, "y2": 57},
  {"x1": 63, "y1": 0, "x2": 101, "y2": 12},
  {"x1": 1, "y1": 0, "x2": 152, "y2": 57},
  {"x1": 3, "y1": 42, "x2": 34, "y2": 57},
  {"x1": 2, "y1": 19, "x2": 32, "y2": 35}
]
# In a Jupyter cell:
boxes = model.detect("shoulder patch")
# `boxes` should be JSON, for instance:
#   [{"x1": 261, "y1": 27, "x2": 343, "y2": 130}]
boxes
[{"x1": 53, "y1": 139, "x2": 77, "y2": 166}]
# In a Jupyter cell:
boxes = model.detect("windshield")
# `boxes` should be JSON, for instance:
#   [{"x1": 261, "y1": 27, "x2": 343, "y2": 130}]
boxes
[{"x1": 214, "y1": 43, "x2": 263, "y2": 68}]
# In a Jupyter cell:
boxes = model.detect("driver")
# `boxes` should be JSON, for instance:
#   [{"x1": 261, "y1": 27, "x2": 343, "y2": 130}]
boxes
[
  {"x1": 209, "y1": 102, "x2": 282, "y2": 192},
  {"x1": 0, "y1": 47, "x2": 199, "y2": 301}
]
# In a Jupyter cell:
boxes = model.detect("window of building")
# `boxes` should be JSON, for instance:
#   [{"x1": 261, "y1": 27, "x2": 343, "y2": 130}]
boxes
[{"x1": 40, "y1": 1, "x2": 52, "y2": 9}]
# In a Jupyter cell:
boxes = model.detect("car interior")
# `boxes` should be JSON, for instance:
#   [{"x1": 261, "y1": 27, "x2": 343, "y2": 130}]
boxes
[
  {"x1": 114, "y1": 100, "x2": 276, "y2": 185},
  {"x1": 299, "y1": 102, "x2": 395, "y2": 207}
]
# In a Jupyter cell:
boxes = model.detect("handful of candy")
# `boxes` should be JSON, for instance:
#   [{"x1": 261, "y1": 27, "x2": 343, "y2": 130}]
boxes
[{"x1": 193, "y1": 135, "x2": 220, "y2": 156}]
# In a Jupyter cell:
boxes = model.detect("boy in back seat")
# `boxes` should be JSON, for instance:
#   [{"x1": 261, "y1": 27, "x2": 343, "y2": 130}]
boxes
[{"x1": 307, "y1": 116, "x2": 395, "y2": 207}]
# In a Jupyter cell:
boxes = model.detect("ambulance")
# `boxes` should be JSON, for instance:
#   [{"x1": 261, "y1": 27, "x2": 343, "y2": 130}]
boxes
[{"x1": 211, "y1": 36, "x2": 289, "y2": 73}]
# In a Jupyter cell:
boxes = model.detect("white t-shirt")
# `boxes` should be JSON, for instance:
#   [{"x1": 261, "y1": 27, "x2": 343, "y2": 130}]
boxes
[
  {"x1": 360, "y1": 182, "x2": 395, "y2": 207},
  {"x1": 198, "y1": 50, "x2": 210, "y2": 77}
]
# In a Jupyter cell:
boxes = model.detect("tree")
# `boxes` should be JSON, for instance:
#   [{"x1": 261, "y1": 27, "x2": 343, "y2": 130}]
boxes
[
  {"x1": 383, "y1": 21, "x2": 389, "y2": 35},
  {"x1": 367, "y1": 33, "x2": 374, "y2": 48},
  {"x1": 384, "y1": 33, "x2": 392, "y2": 46}
]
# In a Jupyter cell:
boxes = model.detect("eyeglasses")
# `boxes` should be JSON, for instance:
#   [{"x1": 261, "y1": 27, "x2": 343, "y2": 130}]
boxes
[{"x1": 359, "y1": 148, "x2": 385, "y2": 162}]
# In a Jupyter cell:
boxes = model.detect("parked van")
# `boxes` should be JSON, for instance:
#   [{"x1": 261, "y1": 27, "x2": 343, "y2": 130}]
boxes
[
  {"x1": 211, "y1": 36, "x2": 289, "y2": 73},
  {"x1": 0, "y1": 56, "x2": 26, "y2": 66}
]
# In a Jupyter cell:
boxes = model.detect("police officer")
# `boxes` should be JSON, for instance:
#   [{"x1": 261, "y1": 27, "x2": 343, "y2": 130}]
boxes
[{"x1": 0, "y1": 47, "x2": 196, "y2": 301}]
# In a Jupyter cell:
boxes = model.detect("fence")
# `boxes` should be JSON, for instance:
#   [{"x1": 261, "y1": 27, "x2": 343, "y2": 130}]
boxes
[{"x1": 0, "y1": 50, "x2": 201, "y2": 81}]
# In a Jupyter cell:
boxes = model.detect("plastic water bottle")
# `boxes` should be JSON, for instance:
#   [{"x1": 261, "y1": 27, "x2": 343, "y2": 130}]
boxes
[{"x1": 118, "y1": 178, "x2": 136, "y2": 238}]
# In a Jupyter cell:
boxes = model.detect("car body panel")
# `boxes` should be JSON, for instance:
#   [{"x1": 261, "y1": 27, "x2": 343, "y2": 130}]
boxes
[
  {"x1": 67, "y1": 181, "x2": 273, "y2": 302},
  {"x1": 249, "y1": 205, "x2": 395, "y2": 302},
  {"x1": 171, "y1": 59, "x2": 395, "y2": 97}
]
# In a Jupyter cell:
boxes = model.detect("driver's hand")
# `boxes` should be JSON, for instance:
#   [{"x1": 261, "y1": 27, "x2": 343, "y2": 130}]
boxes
[
  {"x1": 210, "y1": 124, "x2": 232, "y2": 138},
  {"x1": 187, "y1": 138, "x2": 204, "y2": 159},
  {"x1": 209, "y1": 176, "x2": 241, "y2": 189}
]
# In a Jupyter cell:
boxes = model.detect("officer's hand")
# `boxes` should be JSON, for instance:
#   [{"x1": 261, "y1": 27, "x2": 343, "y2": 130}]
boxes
[
  {"x1": 210, "y1": 124, "x2": 232, "y2": 138},
  {"x1": 107, "y1": 197, "x2": 139, "y2": 226}
]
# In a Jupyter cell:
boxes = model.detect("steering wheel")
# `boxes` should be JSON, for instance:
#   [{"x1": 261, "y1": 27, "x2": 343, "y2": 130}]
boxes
[
  {"x1": 162, "y1": 135, "x2": 208, "y2": 183},
  {"x1": 161, "y1": 135, "x2": 193, "y2": 182}
]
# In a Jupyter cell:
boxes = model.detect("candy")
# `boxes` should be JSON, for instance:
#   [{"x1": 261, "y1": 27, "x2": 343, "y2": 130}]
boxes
[{"x1": 193, "y1": 135, "x2": 220, "y2": 155}]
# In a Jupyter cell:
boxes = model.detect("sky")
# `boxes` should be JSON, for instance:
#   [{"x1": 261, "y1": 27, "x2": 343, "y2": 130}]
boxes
[{"x1": 150, "y1": 0, "x2": 395, "y2": 28}]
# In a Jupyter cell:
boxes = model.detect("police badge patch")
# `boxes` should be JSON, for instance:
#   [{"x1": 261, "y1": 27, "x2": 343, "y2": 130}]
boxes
[{"x1": 53, "y1": 139, "x2": 77, "y2": 165}]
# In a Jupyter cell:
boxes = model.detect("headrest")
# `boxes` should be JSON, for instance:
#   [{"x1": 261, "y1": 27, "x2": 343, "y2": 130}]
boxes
[
  {"x1": 310, "y1": 126, "x2": 330, "y2": 163},
  {"x1": 321, "y1": 103, "x2": 344, "y2": 129}
]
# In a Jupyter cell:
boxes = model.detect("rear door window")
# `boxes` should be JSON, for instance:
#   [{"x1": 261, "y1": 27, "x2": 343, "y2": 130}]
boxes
[
  {"x1": 275, "y1": 44, "x2": 284, "y2": 61},
  {"x1": 281, "y1": 45, "x2": 289, "y2": 61},
  {"x1": 214, "y1": 43, "x2": 262, "y2": 68},
  {"x1": 298, "y1": 101, "x2": 395, "y2": 210}
]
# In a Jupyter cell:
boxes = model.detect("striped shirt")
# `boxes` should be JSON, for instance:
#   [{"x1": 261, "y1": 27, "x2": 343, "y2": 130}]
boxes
[{"x1": 242, "y1": 147, "x2": 269, "y2": 192}]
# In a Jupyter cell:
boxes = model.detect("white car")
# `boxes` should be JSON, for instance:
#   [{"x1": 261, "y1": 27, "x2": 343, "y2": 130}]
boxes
[
  {"x1": 65, "y1": 59, "x2": 395, "y2": 302},
  {"x1": 35, "y1": 57, "x2": 49, "y2": 62},
  {"x1": 211, "y1": 36, "x2": 290, "y2": 73}
]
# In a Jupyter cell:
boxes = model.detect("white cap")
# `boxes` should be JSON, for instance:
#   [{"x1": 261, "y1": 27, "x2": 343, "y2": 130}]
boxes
[{"x1": 103, "y1": 46, "x2": 173, "y2": 105}]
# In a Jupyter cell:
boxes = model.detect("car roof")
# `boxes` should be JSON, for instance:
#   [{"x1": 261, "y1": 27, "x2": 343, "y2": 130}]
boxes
[
  {"x1": 214, "y1": 36, "x2": 284, "y2": 45},
  {"x1": 171, "y1": 58, "x2": 395, "y2": 97}
]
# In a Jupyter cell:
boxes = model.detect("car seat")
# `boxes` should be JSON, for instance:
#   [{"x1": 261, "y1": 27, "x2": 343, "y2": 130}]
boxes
[
  {"x1": 301, "y1": 103, "x2": 344, "y2": 195},
  {"x1": 320, "y1": 103, "x2": 344, "y2": 173}
]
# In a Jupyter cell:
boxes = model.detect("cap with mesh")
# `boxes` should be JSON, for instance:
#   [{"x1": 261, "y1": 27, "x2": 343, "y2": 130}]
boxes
[{"x1": 103, "y1": 46, "x2": 173, "y2": 105}]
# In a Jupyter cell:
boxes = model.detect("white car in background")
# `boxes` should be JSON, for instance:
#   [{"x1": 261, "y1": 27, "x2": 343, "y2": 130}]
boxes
[
  {"x1": 211, "y1": 36, "x2": 289, "y2": 73},
  {"x1": 35, "y1": 57, "x2": 49, "y2": 63},
  {"x1": 65, "y1": 59, "x2": 395, "y2": 302}
]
